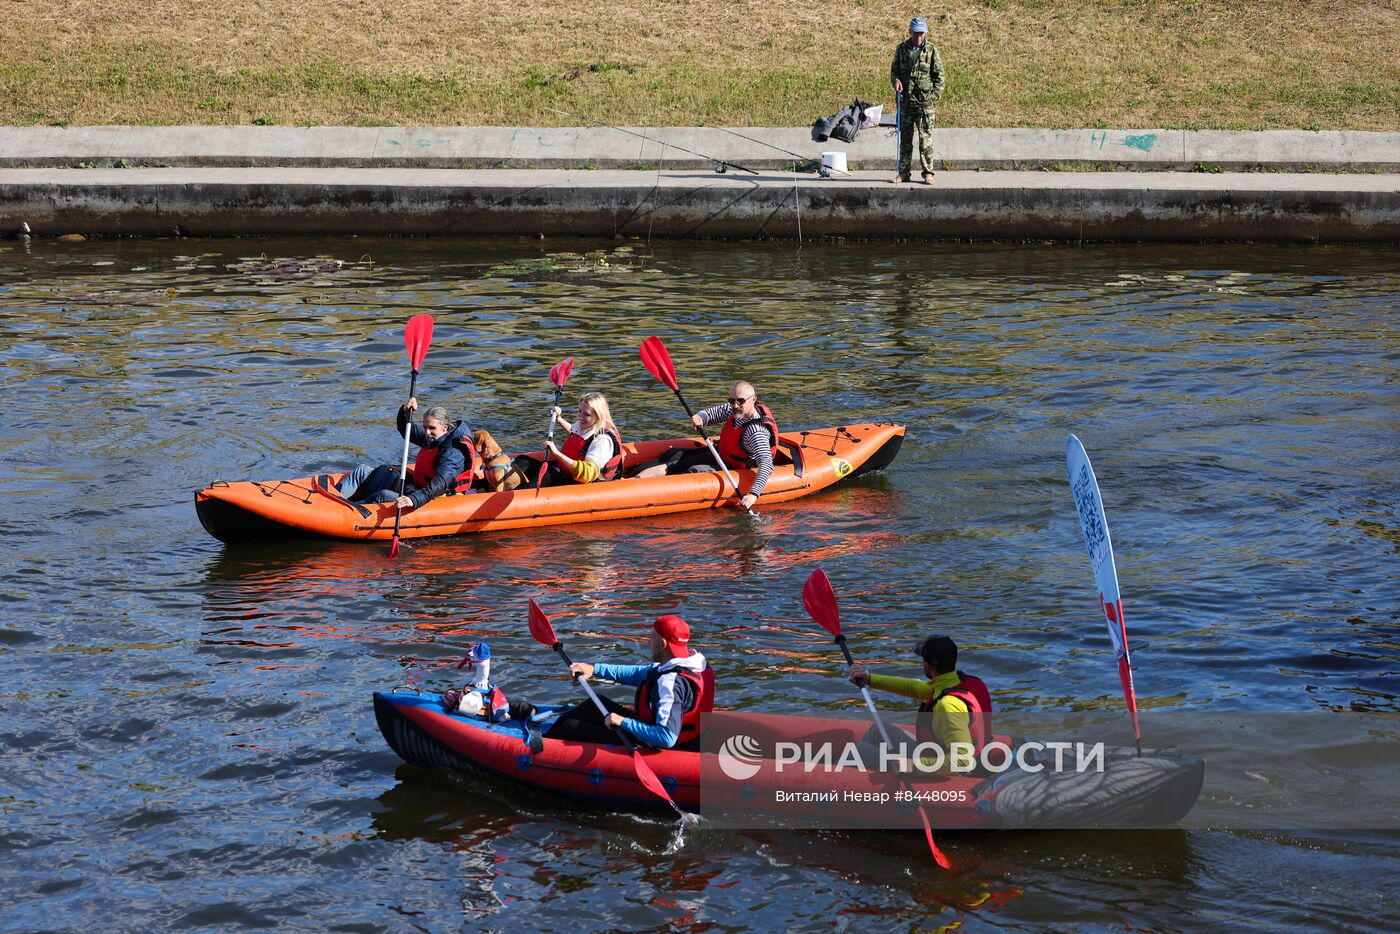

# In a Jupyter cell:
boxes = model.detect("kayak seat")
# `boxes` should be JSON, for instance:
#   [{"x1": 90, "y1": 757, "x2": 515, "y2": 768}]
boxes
[{"x1": 776, "y1": 440, "x2": 804, "y2": 477}]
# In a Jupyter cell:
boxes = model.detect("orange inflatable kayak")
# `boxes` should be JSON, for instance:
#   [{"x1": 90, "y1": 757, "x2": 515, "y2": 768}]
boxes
[{"x1": 196, "y1": 422, "x2": 904, "y2": 543}]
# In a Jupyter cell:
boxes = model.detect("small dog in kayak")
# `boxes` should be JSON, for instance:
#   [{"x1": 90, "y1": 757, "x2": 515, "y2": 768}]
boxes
[{"x1": 472, "y1": 429, "x2": 525, "y2": 492}]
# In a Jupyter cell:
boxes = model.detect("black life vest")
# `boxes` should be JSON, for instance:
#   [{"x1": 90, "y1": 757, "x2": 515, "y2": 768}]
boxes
[
  {"x1": 717, "y1": 402, "x2": 779, "y2": 470},
  {"x1": 633, "y1": 662, "x2": 715, "y2": 748}
]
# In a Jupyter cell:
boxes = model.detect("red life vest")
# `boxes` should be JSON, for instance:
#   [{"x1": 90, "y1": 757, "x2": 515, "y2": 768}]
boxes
[
  {"x1": 633, "y1": 662, "x2": 715, "y2": 748},
  {"x1": 559, "y1": 422, "x2": 625, "y2": 480},
  {"x1": 914, "y1": 672, "x2": 993, "y2": 756},
  {"x1": 410, "y1": 430, "x2": 480, "y2": 493},
  {"x1": 717, "y1": 402, "x2": 779, "y2": 469}
]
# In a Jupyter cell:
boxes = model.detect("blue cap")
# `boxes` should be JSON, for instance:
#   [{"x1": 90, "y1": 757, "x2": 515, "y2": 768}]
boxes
[
  {"x1": 468, "y1": 642, "x2": 491, "y2": 661},
  {"x1": 909, "y1": 16, "x2": 928, "y2": 32}
]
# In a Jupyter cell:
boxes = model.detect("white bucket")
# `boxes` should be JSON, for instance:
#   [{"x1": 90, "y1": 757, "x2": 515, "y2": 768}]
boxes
[{"x1": 820, "y1": 151, "x2": 848, "y2": 175}]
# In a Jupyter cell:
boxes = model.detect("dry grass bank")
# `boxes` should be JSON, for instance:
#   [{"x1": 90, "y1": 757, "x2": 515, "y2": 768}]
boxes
[{"x1": 3, "y1": 0, "x2": 1397, "y2": 128}]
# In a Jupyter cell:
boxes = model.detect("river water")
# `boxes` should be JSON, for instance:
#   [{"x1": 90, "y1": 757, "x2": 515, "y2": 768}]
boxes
[{"x1": 1, "y1": 236, "x2": 1397, "y2": 931}]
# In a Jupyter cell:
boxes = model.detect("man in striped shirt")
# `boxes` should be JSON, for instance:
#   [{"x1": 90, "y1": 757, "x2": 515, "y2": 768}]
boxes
[{"x1": 636, "y1": 381, "x2": 779, "y2": 511}]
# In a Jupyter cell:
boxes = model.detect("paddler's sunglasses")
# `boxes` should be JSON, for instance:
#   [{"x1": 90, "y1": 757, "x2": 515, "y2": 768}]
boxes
[{"x1": 728, "y1": 394, "x2": 752, "y2": 405}]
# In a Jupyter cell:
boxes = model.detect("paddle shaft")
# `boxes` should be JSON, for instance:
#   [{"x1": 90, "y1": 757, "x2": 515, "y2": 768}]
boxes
[
  {"x1": 552, "y1": 644, "x2": 642, "y2": 753},
  {"x1": 535, "y1": 386, "x2": 566, "y2": 491},
  {"x1": 545, "y1": 387, "x2": 564, "y2": 440},
  {"x1": 803, "y1": 570, "x2": 955, "y2": 870},
  {"x1": 837, "y1": 636, "x2": 897, "y2": 749},
  {"x1": 528, "y1": 598, "x2": 685, "y2": 819},
  {"x1": 671, "y1": 389, "x2": 753, "y2": 514},
  {"x1": 391, "y1": 370, "x2": 420, "y2": 541},
  {"x1": 552, "y1": 643, "x2": 689, "y2": 820}
]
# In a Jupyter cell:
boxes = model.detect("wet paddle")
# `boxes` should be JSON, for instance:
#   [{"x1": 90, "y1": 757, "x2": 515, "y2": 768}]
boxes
[
  {"x1": 389, "y1": 314, "x2": 434, "y2": 559},
  {"x1": 526, "y1": 598, "x2": 687, "y2": 820},
  {"x1": 638, "y1": 336, "x2": 754, "y2": 516},
  {"x1": 534, "y1": 357, "x2": 574, "y2": 491},
  {"x1": 1066, "y1": 434, "x2": 1143, "y2": 755},
  {"x1": 800, "y1": 568, "x2": 955, "y2": 871}
]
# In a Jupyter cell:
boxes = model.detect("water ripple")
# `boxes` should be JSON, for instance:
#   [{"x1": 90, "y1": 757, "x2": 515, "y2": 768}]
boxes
[{"x1": 1, "y1": 237, "x2": 1396, "y2": 930}]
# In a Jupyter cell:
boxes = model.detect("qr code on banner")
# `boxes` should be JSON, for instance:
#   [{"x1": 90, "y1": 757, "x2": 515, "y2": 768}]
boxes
[{"x1": 1072, "y1": 465, "x2": 1107, "y2": 561}]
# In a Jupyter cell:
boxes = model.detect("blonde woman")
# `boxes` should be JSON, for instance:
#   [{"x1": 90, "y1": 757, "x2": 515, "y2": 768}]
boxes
[{"x1": 513, "y1": 391, "x2": 624, "y2": 487}]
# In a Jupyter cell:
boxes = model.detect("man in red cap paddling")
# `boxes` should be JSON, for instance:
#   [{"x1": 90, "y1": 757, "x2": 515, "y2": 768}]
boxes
[{"x1": 545, "y1": 615, "x2": 715, "y2": 750}]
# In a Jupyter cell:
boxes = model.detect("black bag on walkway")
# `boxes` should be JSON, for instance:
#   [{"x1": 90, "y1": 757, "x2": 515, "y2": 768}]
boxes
[{"x1": 811, "y1": 99, "x2": 875, "y2": 143}]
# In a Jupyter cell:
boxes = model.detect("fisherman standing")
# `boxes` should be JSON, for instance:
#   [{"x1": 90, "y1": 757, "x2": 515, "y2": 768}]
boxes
[{"x1": 890, "y1": 16, "x2": 945, "y2": 185}]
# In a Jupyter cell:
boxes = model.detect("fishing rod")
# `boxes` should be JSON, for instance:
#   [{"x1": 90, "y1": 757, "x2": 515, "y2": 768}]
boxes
[
  {"x1": 703, "y1": 125, "x2": 810, "y2": 166},
  {"x1": 700, "y1": 123, "x2": 817, "y2": 175},
  {"x1": 702, "y1": 124, "x2": 850, "y2": 177},
  {"x1": 547, "y1": 108, "x2": 760, "y2": 175}
]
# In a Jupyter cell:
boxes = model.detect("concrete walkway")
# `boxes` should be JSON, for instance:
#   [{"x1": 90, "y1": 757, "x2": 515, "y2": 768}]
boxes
[
  {"x1": 4, "y1": 167, "x2": 1397, "y2": 242},
  {"x1": 2, "y1": 126, "x2": 1398, "y2": 172}
]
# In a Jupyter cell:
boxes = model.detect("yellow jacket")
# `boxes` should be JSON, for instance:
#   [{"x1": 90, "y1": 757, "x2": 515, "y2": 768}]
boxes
[{"x1": 868, "y1": 669, "x2": 973, "y2": 771}]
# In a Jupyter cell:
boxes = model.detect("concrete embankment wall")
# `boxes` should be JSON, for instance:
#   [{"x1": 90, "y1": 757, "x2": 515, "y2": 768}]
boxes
[
  {"x1": 4, "y1": 168, "x2": 1398, "y2": 242},
  {"x1": 1, "y1": 126, "x2": 1397, "y2": 242}
]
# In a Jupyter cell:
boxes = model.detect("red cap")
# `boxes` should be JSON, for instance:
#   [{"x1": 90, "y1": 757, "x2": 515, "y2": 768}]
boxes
[{"x1": 653, "y1": 615, "x2": 691, "y2": 657}]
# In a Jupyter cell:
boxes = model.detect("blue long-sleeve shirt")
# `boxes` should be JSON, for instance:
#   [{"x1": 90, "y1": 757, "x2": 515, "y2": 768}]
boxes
[{"x1": 592, "y1": 655, "x2": 707, "y2": 748}]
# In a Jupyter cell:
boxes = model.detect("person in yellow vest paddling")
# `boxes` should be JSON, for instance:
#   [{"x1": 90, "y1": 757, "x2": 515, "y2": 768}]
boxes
[{"x1": 848, "y1": 635, "x2": 993, "y2": 772}]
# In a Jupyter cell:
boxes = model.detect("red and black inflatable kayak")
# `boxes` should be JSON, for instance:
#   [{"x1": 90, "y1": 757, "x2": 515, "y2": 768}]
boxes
[
  {"x1": 197, "y1": 422, "x2": 903, "y2": 543},
  {"x1": 373, "y1": 690, "x2": 1204, "y2": 829}
]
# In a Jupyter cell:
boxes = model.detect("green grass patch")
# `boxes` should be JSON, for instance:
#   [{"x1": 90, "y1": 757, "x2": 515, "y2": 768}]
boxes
[{"x1": 4, "y1": 1, "x2": 1397, "y2": 128}]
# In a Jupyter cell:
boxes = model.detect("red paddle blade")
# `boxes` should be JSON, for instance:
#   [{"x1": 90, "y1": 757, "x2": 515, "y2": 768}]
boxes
[
  {"x1": 527, "y1": 598, "x2": 558, "y2": 646},
  {"x1": 801, "y1": 568, "x2": 843, "y2": 637},
  {"x1": 916, "y1": 804, "x2": 955, "y2": 870},
  {"x1": 640, "y1": 336, "x2": 679, "y2": 392},
  {"x1": 404, "y1": 314, "x2": 434, "y2": 371},
  {"x1": 389, "y1": 537, "x2": 400, "y2": 558},
  {"x1": 549, "y1": 357, "x2": 575, "y2": 389},
  {"x1": 630, "y1": 748, "x2": 679, "y2": 807}
]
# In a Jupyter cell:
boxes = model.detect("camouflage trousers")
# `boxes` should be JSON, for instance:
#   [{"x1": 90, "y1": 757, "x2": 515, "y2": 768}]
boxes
[{"x1": 897, "y1": 105, "x2": 936, "y2": 177}]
